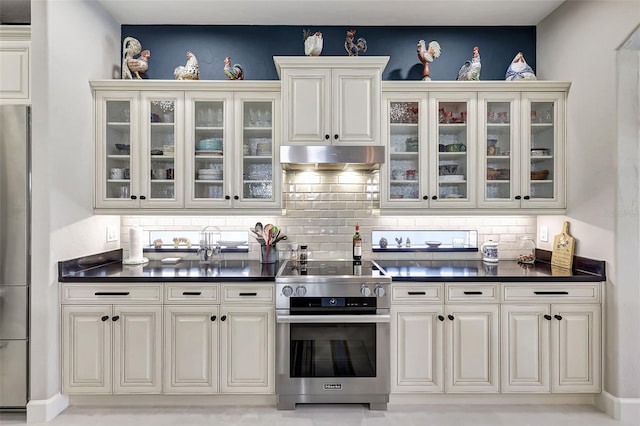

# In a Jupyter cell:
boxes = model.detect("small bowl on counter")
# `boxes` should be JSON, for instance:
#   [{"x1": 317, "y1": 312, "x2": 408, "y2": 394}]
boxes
[{"x1": 425, "y1": 241, "x2": 442, "y2": 248}]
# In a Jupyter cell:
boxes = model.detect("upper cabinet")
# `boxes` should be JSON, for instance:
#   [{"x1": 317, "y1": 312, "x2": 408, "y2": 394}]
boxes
[
  {"x1": 0, "y1": 26, "x2": 30, "y2": 104},
  {"x1": 274, "y1": 56, "x2": 389, "y2": 145},
  {"x1": 381, "y1": 81, "x2": 569, "y2": 213},
  {"x1": 91, "y1": 81, "x2": 281, "y2": 213}
]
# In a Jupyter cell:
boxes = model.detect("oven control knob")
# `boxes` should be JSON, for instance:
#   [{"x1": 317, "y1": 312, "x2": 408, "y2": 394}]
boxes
[
  {"x1": 295, "y1": 286, "x2": 307, "y2": 296},
  {"x1": 281, "y1": 285, "x2": 294, "y2": 297},
  {"x1": 360, "y1": 285, "x2": 372, "y2": 297},
  {"x1": 374, "y1": 285, "x2": 386, "y2": 297}
]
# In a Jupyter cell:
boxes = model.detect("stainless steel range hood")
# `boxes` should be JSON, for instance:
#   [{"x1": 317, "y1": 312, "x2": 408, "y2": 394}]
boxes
[{"x1": 280, "y1": 145, "x2": 385, "y2": 171}]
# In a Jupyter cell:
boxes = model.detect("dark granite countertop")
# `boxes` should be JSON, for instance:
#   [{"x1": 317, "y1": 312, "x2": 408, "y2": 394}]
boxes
[{"x1": 58, "y1": 249, "x2": 279, "y2": 282}]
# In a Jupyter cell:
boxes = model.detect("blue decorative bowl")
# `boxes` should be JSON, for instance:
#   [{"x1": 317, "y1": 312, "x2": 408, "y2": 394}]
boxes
[{"x1": 197, "y1": 138, "x2": 223, "y2": 151}]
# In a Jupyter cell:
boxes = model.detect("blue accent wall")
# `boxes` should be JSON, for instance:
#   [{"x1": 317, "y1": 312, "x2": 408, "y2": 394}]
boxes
[{"x1": 122, "y1": 25, "x2": 536, "y2": 81}]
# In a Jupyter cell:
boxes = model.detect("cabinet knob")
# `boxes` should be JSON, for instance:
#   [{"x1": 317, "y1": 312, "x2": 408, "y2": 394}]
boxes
[
  {"x1": 139, "y1": 195, "x2": 146, "y2": 200},
  {"x1": 515, "y1": 195, "x2": 522, "y2": 200},
  {"x1": 523, "y1": 195, "x2": 531, "y2": 200},
  {"x1": 554, "y1": 314, "x2": 563, "y2": 321},
  {"x1": 210, "y1": 315, "x2": 217, "y2": 322},
  {"x1": 112, "y1": 315, "x2": 120, "y2": 322},
  {"x1": 221, "y1": 315, "x2": 227, "y2": 321},
  {"x1": 438, "y1": 315, "x2": 445, "y2": 322},
  {"x1": 432, "y1": 195, "x2": 438, "y2": 200},
  {"x1": 325, "y1": 134, "x2": 330, "y2": 140},
  {"x1": 423, "y1": 196, "x2": 428, "y2": 200},
  {"x1": 101, "y1": 315, "x2": 109, "y2": 322},
  {"x1": 448, "y1": 314, "x2": 455, "y2": 321},
  {"x1": 234, "y1": 195, "x2": 239, "y2": 200},
  {"x1": 130, "y1": 195, "x2": 137, "y2": 200},
  {"x1": 225, "y1": 195, "x2": 230, "y2": 200},
  {"x1": 544, "y1": 314, "x2": 552, "y2": 321},
  {"x1": 334, "y1": 134, "x2": 338, "y2": 140}
]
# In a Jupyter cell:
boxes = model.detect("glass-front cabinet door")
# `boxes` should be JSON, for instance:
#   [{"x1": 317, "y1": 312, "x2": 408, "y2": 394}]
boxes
[
  {"x1": 235, "y1": 92, "x2": 281, "y2": 208},
  {"x1": 95, "y1": 91, "x2": 139, "y2": 208},
  {"x1": 139, "y1": 92, "x2": 184, "y2": 208},
  {"x1": 521, "y1": 93, "x2": 565, "y2": 209},
  {"x1": 477, "y1": 93, "x2": 520, "y2": 208},
  {"x1": 429, "y1": 93, "x2": 477, "y2": 208},
  {"x1": 381, "y1": 93, "x2": 428, "y2": 208},
  {"x1": 185, "y1": 92, "x2": 234, "y2": 208}
]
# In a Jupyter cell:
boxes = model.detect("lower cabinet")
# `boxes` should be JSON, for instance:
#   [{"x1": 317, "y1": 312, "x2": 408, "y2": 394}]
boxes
[
  {"x1": 501, "y1": 303, "x2": 601, "y2": 393},
  {"x1": 62, "y1": 305, "x2": 162, "y2": 394}
]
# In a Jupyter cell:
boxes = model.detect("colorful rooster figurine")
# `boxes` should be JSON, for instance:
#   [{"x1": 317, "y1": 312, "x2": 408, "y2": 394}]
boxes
[
  {"x1": 456, "y1": 46, "x2": 481, "y2": 81},
  {"x1": 417, "y1": 39, "x2": 441, "y2": 81},
  {"x1": 223, "y1": 56, "x2": 244, "y2": 80},
  {"x1": 345, "y1": 29, "x2": 367, "y2": 56}
]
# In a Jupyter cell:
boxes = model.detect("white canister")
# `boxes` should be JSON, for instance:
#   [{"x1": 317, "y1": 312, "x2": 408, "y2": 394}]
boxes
[{"x1": 481, "y1": 240, "x2": 499, "y2": 263}]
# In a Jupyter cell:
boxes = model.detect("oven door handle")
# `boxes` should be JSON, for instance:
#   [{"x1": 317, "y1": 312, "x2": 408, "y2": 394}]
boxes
[{"x1": 276, "y1": 314, "x2": 390, "y2": 324}]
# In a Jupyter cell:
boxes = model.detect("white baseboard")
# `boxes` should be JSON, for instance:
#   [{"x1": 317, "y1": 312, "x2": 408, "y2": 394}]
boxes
[
  {"x1": 26, "y1": 392, "x2": 69, "y2": 423},
  {"x1": 597, "y1": 391, "x2": 640, "y2": 424}
]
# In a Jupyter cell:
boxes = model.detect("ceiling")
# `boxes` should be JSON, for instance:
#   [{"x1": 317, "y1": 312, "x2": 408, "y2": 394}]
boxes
[{"x1": 96, "y1": 0, "x2": 566, "y2": 26}]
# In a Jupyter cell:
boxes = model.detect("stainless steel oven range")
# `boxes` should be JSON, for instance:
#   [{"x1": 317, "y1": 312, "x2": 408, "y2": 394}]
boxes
[{"x1": 275, "y1": 260, "x2": 391, "y2": 410}]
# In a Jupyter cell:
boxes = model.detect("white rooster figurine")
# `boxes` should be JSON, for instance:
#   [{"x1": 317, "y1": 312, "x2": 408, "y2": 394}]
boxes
[
  {"x1": 417, "y1": 39, "x2": 441, "y2": 81},
  {"x1": 174, "y1": 51, "x2": 200, "y2": 80},
  {"x1": 456, "y1": 46, "x2": 481, "y2": 81},
  {"x1": 121, "y1": 36, "x2": 150, "y2": 80},
  {"x1": 303, "y1": 29, "x2": 323, "y2": 56},
  {"x1": 505, "y1": 52, "x2": 537, "y2": 81}
]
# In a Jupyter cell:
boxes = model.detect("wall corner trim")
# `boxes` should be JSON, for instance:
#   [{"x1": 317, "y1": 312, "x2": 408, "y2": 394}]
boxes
[
  {"x1": 26, "y1": 392, "x2": 69, "y2": 423},
  {"x1": 597, "y1": 391, "x2": 640, "y2": 424}
]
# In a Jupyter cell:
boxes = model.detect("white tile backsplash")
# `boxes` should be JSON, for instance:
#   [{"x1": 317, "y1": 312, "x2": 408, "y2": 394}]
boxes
[{"x1": 120, "y1": 170, "x2": 536, "y2": 261}]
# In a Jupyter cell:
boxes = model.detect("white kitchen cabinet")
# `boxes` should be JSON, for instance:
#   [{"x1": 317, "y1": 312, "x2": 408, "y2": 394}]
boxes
[
  {"x1": 391, "y1": 306, "x2": 444, "y2": 392},
  {"x1": 184, "y1": 90, "x2": 281, "y2": 209},
  {"x1": 163, "y1": 305, "x2": 220, "y2": 394},
  {"x1": 94, "y1": 90, "x2": 184, "y2": 209},
  {"x1": 219, "y1": 305, "x2": 275, "y2": 393},
  {"x1": 62, "y1": 304, "x2": 162, "y2": 395},
  {"x1": 274, "y1": 56, "x2": 388, "y2": 145},
  {"x1": 0, "y1": 25, "x2": 30, "y2": 104},
  {"x1": 478, "y1": 91, "x2": 566, "y2": 209}
]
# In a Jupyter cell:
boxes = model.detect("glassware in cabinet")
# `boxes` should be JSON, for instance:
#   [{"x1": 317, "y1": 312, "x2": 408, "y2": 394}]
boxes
[
  {"x1": 484, "y1": 100, "x2": 514, "y2": 201},
  {"x1": 242, "y1": 100, "x2": 274, "y2": 201},
  {"x1": 148, "y1": 99, "x2": 177, "y2": 201},
  {"x1": 104, "y1": 99, "x2": 133, "y2": 201},
  {"x1": 192, "y1": 99, "x2": 226, "y2": 201},
  {"x1": 436, "y1": 100, "x2": 470, "y2": 202},
  {"x1": 528, "y1": 101, "x2": 555, "y2": 200},
  {"x1": 388, "y1": 100, "x2": 420, "y2": 201}
]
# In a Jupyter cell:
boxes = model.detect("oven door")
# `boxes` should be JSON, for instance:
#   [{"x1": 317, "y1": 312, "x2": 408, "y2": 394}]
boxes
[{"x1": 276, "y1": 312, "x2": 390, "y2": 398}]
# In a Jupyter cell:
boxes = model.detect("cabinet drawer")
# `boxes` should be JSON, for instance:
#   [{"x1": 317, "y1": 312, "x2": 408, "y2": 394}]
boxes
[
  {"x1": 61, "y1": 284, "x2": 162, "y2": 304},
  {"x1": 165, "y1": 283, "x2": 220, "y2": 304},
  {"x1": 392, "y1": 284, "x2": 443, "y2": 303},
  {"x1": 221, "y1": 283, "x2": 274, "y2": 304},
  {"x1": 502, "y1": 283, "x2": 601, "y2": 303},
  {"x1": 446, "y1": 283, "x2": 499, "y2": 303}
]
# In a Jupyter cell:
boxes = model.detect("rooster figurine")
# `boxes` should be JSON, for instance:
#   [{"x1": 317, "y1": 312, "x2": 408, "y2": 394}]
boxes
[
  {"x1": 303, "y1": 29, "x2": 323, "y2": 56},
  {"x1": 223, "y1": 56, "x2": 244, "y2": 80},
  {"x1": 121, "y1": 36, "x2": 150, "y2": 80},
  {"x1": 174, "y1": 51, "x2": 200, "y2": 80},
  {"x1": 417, "y1": 39, "x2": 441, "y2": 81},
  {"x1": 505, "y1": 52, "x2": 537, "y2": 81},
  {"x1": 456, "y1": 46, "x2": 481, "y2": 81},
  {"x1": 345, "y1": 29, "x2": 367, "y2": 56}
]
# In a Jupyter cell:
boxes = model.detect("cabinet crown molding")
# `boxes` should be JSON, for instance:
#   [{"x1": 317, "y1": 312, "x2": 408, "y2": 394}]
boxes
[
  {"x1": 274, "y1": 56, "x2": 390, "y2": 78},
  {"x1": 382, "y1": 80, "x2": 571, "y2": 92},
  {"x1": 89, "y1": 79, "x2": 281, "y2": 92},
  {"x1": 0, "y1": 25, "x2": 31, "y2": 41}
]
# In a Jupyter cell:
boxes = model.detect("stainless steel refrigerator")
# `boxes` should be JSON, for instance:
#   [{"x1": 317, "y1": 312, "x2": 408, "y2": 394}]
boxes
[{"x1": 0, "y1": 105, "x2": 30, "y2": 409}]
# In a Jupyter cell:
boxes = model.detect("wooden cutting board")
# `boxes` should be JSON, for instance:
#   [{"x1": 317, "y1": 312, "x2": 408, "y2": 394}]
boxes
[{"x1": 551, "y1": 221, "x2": 575, "y2": 270}]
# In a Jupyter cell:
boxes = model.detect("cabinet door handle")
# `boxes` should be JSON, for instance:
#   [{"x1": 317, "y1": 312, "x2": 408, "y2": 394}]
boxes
[
  {"x1": 183, "y1": 291, "x2": 202, "y2": 296},
  {"x1": 112, "y1": 315, "x2": 120, "y2": 322},
  {"x1": 210, "y1": 315, "x2": 217, "y2": 322},
  {"x1": 544, "y1": 314, "x2": 552, "y2": 321},
  {"x1": 408, "y1": 291, "x2": 426, "y2": 295},
  {"x1": 139, "y1": 195, "x2": 146, "y2": 200},
  {"x1": 334, "y1": 134, "x2": 338, "y2": 140},
  {"x1": 554, "y1": 314, "x2": 563, "y2": 321},
  {"x1": 515, "y1": 195, "x2": 522, "y2": 200},
  {"x1": 437, "y1": 315, "x2": 445, "y2": 321},
  {"x1": 95, "y1": 292, "x2": 130, "y2": 296},
  {"x1": 325, "y1": 134, "x2": 330, "y2": 140},
  {"x1": 448, "y1": 314, "x2": 455, "y2": 321},
  {"x1": 534, "y1": 291, "x2": 569, "y2": 295},
  {"x1": 101, "y1": 315, "x2": 109, "y2": 322},
  {"x1": 130, "y1": 195, "x2": 137, "y2": 200},
  {"x1": 239, "y1": 292, "x2": 257, "y2": 297},
  {"x1": 523, "y1": 195, "x2": 531, "y2": 200},
  {"x1": 221, "y1": 315, "x2": 227, "y2": 321},
  {"x1": 463, "y1": 291, "x2": 483, "y2": 295}
]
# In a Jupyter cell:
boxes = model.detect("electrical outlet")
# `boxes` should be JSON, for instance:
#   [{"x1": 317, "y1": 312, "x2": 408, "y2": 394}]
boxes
[
  {"x1": 106, "y1": 225, "x2": 118, "y2": 242},
  {"x1": 540, "y1": 226, "x2": 548, "y2": 243}
]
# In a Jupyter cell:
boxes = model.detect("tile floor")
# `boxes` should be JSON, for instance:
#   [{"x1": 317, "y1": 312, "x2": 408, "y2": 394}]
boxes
[{"x1": 0, "y1": 404, "x2": 621, "y2": 426}]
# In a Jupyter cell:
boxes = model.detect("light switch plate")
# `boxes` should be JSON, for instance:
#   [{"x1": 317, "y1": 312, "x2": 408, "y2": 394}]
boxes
[
  {"x1": 540, "y1": 226, "x2": 548, "y2": 242},
  {"x1": 107, "y1": 225, "x2": 118, "y2": 242}
]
